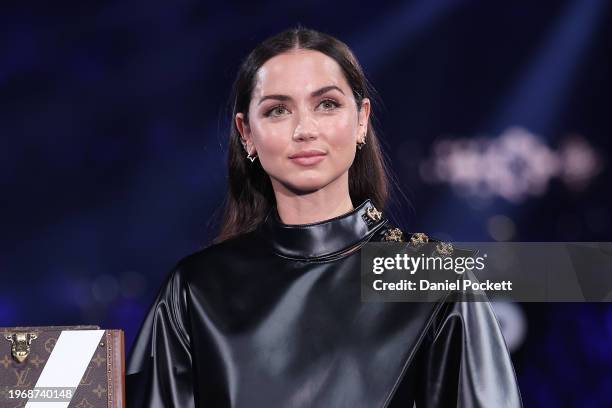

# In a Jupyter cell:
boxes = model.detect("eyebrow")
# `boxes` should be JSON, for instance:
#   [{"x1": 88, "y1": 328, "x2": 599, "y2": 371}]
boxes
[{"x1": 257, "y1": 85, "x2": 345, "y2": 106}]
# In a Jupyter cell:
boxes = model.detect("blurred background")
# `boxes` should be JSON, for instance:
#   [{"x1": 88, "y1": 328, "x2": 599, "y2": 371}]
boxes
[{"x1": 1, "y1": 0, "x2": 611, "y2": 406}]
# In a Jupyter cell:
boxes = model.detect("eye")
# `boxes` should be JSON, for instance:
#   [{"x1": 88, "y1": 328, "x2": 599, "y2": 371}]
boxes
[
  {"x1": 264, "y1": 105, "x2": 290, "y2": 118},
  {"x1": 317, "y1": 98, "x2": 340, "y2": 110}
]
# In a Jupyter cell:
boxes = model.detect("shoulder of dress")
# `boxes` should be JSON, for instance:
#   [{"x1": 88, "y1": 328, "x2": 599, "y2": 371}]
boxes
[
  {"x1": 184, "y1": 228, "x2": 256, "y2": 258},
  {"x1": 173, "y1": 229, "x2": 263, "y2": 281}
]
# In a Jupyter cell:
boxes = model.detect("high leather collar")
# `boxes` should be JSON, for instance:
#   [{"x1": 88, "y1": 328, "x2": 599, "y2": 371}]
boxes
[{"x1": 259, "y1": 199, "x2": 388, "y2": 261}]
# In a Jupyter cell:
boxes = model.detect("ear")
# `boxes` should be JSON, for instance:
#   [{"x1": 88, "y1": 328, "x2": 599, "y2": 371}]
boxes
[
  {"x1": 357, "y1": 98, "x2": 371, "y2": 143},
  {"x1": 235, "y1": 112, "x2": 256, "y2": 155}
]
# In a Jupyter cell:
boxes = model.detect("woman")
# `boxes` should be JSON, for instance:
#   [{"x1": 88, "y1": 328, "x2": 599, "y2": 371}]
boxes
[{"x1": 126, "y1": 27, "x2": 522, "y2": 407}]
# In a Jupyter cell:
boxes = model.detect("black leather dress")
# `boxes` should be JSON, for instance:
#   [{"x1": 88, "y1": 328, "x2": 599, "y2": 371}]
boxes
[{"x1": 126, "y1": 199, "x2": 522, "y2": 407}]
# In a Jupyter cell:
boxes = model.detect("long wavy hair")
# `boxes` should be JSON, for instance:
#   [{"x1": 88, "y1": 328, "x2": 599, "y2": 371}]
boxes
[{"x1": 214, "y1": 26, "x2": 393, "y2": 243}]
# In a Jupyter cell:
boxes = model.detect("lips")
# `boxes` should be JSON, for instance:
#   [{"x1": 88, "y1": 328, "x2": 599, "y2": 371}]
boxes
[
  {"x1": 289, "y1": 150, "x2": 327, "y2": 159},
  {"x1": 289, "y1": 150, "x2": 327, "y2": 166}
]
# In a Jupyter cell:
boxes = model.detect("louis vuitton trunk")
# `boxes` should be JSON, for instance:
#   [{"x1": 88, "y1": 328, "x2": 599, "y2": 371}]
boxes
[{"x1": 0, "y1": 326, "x2": 124, "y2": 408}]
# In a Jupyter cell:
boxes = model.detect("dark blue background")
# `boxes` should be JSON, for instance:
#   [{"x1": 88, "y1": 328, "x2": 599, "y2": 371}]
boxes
[{"x1": 2, "y1": 1, "x2": 611, "y2": 406}]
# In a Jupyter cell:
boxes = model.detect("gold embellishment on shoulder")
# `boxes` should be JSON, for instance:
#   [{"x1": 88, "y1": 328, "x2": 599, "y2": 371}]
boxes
[
  {"x1": 409, "y1": 232, "x2": 429, "y2": 248},
  {"x1": 361, "y1": 205, "x2": 383, "y2": 229},
  {"x1": 382, "y1": 227, "x2": 404, "y2": 242},
  {"x1": 435, "y1": 241, "x2": 454, "y2": 257},
  {"x1": 365, "y1": 206, "x2": 382, "y2": 222}
]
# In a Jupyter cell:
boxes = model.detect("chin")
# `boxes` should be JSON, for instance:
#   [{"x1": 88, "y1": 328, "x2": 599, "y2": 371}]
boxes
[
  {"x1": 281, "y1": 175, "x2": 334, "y2": 194},
  {"x1": 287, "y1": 181, "x2": 328, "y2": 194}
]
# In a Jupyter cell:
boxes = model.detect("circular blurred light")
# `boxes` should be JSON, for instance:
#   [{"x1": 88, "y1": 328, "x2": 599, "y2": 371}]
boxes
[
  {"x1": 488, "y1": 214, "x2": 516, "y2": 241},
  {"x1": 91, "y1": 274, "x2": 119, "y2": 303},
  {"x1": 120, "y1": 271, "x2": 147, "y2": 299},
  {"x1": 490, "y1": 301, "x2": 527, "y2": 353}
]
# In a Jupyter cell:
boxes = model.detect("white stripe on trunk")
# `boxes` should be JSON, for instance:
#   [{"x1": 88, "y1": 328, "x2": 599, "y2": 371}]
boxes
[{"x1": 25, "y1": 330, "x2": 105, "y2": 407}]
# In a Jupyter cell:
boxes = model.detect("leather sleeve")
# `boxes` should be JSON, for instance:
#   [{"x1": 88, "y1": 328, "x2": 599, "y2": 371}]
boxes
[
  {"x1": 125, "y1": 264, "x2": 195, "y2": 408},
  {"x1": 416, "y1": 293, "x2": 523, "y2": 408}
]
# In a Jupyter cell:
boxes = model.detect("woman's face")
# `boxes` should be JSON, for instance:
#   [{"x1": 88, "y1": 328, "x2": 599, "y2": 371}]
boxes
[{"x1": 235, "y1": 49, "x2": 370, "y2": 196}]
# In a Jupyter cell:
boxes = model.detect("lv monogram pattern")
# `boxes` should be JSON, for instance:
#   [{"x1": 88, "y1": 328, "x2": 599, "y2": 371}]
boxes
[{"x1": 0, "y1": 326, "x2": 122, "y2": 408}]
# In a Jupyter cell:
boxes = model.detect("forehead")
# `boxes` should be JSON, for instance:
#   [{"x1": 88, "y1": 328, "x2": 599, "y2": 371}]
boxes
[{"x1": 252, "y1": 49, "x2": 350, "y2": 97}]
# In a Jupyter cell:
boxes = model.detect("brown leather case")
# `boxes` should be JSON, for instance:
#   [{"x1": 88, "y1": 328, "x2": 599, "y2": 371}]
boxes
[{"x1": 0, "y1": 325, "x2": 125, "y2": 408}]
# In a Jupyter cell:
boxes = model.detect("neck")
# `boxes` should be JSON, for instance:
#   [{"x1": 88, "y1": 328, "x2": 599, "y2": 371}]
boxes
[{"x1": 272, "y1": 174, "x2": 354, "y2": 225}]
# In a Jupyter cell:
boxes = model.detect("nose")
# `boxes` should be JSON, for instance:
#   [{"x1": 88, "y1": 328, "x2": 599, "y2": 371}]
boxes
[{"x1": 292, "y1": 111, "x2": 319, "y2": 142}]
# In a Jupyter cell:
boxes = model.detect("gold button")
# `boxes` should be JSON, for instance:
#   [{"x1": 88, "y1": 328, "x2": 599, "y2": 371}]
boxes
[
  {"x1": 382, "y1": 228, "x2": 404, "y2": 242},
  {"x1": 409, "y1": 232, "x2": 429, "y2": 247},
  {"x1": 365, "y1": 206, "x2": 382, "y2": 222},
  {"x1": 435, "y1": 242, "x2": 454, "y2": 257}
]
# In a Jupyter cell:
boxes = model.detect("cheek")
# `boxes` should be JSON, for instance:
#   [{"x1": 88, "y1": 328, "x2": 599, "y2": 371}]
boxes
[
  {"x1": 251, "y1": 121, "x2": 290, "y2": 160},
  {"x1": 326, "y1": 115, "x2": 357, "y2": 149}
]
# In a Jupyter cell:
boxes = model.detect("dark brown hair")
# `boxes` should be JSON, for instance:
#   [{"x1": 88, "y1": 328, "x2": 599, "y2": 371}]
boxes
[{"x1": 214, "y1": 26, "x2": 392, "y2": 243}]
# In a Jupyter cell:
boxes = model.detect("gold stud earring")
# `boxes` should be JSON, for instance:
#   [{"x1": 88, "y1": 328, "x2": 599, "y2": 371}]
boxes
[{"x1": 357, "y1": 134, "x2": 367, "y2": 150}]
